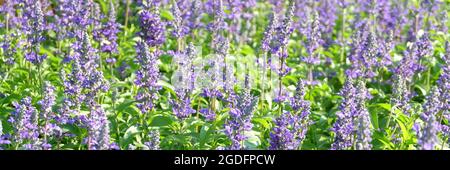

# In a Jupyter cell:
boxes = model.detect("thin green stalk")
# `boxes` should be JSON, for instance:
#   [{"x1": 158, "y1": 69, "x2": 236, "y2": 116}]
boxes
[
  {"x1": 124, "y1": 0, "x2": 130, "y2": 30},
  {"x1": 427, "y1": 67, "x2": 431, "y2": 90},
  {"x1": 6, "y1": 13, "x2": 9, "y2": 33},
  {"x1": 260, "y1": 52, "x2": 267, "y2": 110},
  {"x1": 340, "y1": 8, "x2": 346, "y2": 64}
]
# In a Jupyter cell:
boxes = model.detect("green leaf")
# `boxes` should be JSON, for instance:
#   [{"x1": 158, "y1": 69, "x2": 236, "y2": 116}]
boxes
[
  {"x1": 122, "y1": 126, "x2": 140, "y2": 146},
  {"x1": 240, "y1": 45, "x2": 255, "y2": 56},
  {"x1": 253, "y1": 117, "x2": 271, "y2": 130},
  {"x1": 369, "y1": 103, "x2": 391, "y2": 111},
  {"x1": 150, "y1": 114, "x2": 174, "y2": 127},
  {"x1": 395, "y1": 117, "x2": 410, "y2": 141},
  {"x1": 244, "y1": 131, "x2": 261, "y2": 149},
  {"x1": 369, "y1": 111, "x2": 379, "y2": 130},
  {"x1": 160, "y1": 10, "x2": 174, "y2": 20}
]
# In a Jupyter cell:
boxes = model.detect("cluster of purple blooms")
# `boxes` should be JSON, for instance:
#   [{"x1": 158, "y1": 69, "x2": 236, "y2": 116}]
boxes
[
  {"x1": 224, "y1": 81, "x2": 259, "y2": 150},
  {"x1": 301, "y1": 11, "x2": 323, "y2": 65},
  {"x1": 170, "y1": 43, "x2": 198, "y2": 120},
  {"x1": 1, "y1": 0, "x2": 450, "y2": 151},
  {"x1": 94, "y1": 0, "x2": 120, "y2": 54},
  {"x1": 5, "y1": 87, "x2": 60, "y2": 150},
  {"x1": 413, "y1": 41, "x2": 450, "y2": 150},
  {"x1": 346, "y1": 22, "x2": 393, "y2": 79},
  {"x1": 270, "y1": 80, "x2": 311, "y2": 150},
  {"x1": 331, "y1": 78, "x2": 372, "y2": 150},
  {"x1": 8, "y1": 97, "x2": 40, "y2": 149},
  {"x1": 138, "y1": 0, "x2": 166, "y2": 47},
  {"x1": 134, "y1": 40, "x2": 161, "y2": 114},
  {"x1": 21, "y1": 0, "x2": 48, "y2": 65},
  {"x1": 391, "y1": 33, "x2": 433, "y2": 115}
]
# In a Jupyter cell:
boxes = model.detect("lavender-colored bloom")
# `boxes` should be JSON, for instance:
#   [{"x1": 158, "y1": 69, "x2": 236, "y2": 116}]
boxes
[
  {"x1": 54, "y1": 0, "x2": 94, "y2": 40},
  {"x1": 273, "y1": 85, "x2": 289, "y2": 104},
  {"x1": 91, "y1": 2, "x2": 103, "y2": 39},
  {"x1": 302, "y1": 11, "x2": 322, "y2": 65},
  {"x1": 25, "y1": 51, "x2": 47, "y2": 65},
  {"x1": 331, "y1": 78, "x2": 356, "y2": 150},
  {"x1": 391, "y1": 35, "x2": 430, "y2": 109},
  {"x1": 207, "y1": 0, "x2": 227, "y2": 32},
  {"x1": 106, "y1": 58, "x2": 117, "y2": 65},
  {"x1": 138, "y1": 1, "x2": 166, "y2": 47},
  {"x1": 78, "y1": 32, "x2": 109, "y2": 103},
  {"x1": 435, "y1": 11, "x2": 448, "y2": 33},
  {"x1": 261, "y1": 12, "x2": 279, "y2": 53},
  {"x1": 38, "y1": 82, "x2": 60, "y2": 144},
  {"x1": 375, "y1": 0, "x2": 406, "y2": 37},
  {"x1": 391, "y1": 74, "x2": 412, "y2": 115},
  {"x1": 200, "y1": 108, "x2": 216, "y2": 121},
  {"x1": 208, "y1": 0, "x2": 228, "y2": 60},
  {"x1": 60, "y1": 31, "x2": 109, "y2": 120},
  {"x1": 393, "y1": 45, "x2": 424, "y2": 80},
  {"x1": 134, "y1": 40, "x2": 161, "y2": 114},
  {"x1": 117, "y1": 61, "x2": 131, "y2": 80},
  {"x1": 356, "y1": 0, "x2": 377, "y2": 15},
  {"x1": 54, "y1": 0, "x2": 77, "y2": 40},
  {"x1": 317, "y1": 0, "x2": 337, "y2": 47},
  {"x1": 415, "y1": 33, "x2": 433, "y2": 59},
  {"x1": 224, "y1": 80, "x2": 258, "y2": 150},
  {"x1": 187, "y1": 0, "x2": 204, "y2": 33},
  {"x1": 268, "y1": 0, "x2": 283, "y2": 13},
  {"x1": 57, "y1": 99, "x2": 79, "y2": 125},
  {"x1": 109, "y1": 143, "x2": 120, "y2": 150},
  {"x1": 270, "y1": 79, "x2": 312, "y2": 150},
  {"x1": 84, "y1": 104, "x2": 110, "y2": 150},
  {"x1": 170, "y1": 89, "x2": 196, "y2": 119},
  {"x1": 0, "y1": 120, "x2": 10, "y2": 147},
  {"x1": 0, "y1": 34, "x2": 17, "y2": 65},
  {"x1": 21, "y1": 0, "x2": 47, "y2": 65},
  {"x1": 21, "y1": 0, "x2": 46, "y2": 44},
  {"x1": 332, "y1": 78, "x2": 372, "y2": 150},
  {"x1": 346, "y1": 24, "x2": 381, "y2": 79},
  {"x1": 143, "y1": 129, "x2": 160, "y2": 150},
  {"x1": 272, "y1": 0, "x2": 295, "y2": 57},
  {"x1": 378, "y1": 30, "x2": 394, "y2": 67},
  {"x1": 269, "y1": 110, "x2": 309, "y2": 150},
  {"x1": 267, "y1": 1, "x2": 295, "y2": 93},
  {"x1": 61, "y1": 61, "x2": 84, "y2": 112},
  {"x1": 438, "y1": 42, "x2": 450, "y2": 140},
  {"x1": 0, "y1": 0, "x2": 20, "y2": 29},
  {"x1": 354, "y1": 80, "x2": 372, "y2": 150},
  {"x1": 9, "y1": 97, "x2": 40, "y2": 150},
  {"x1": 290, "y1": 79, "x2": 311, "y2": 115},
  {"x1": 97, "y1": 0, "x2": 120, "y2": 54},
  {"x1": 200, "y1": 88, "x2": 223, "y2": 99},
  {"x1": 170, "y1": 1, "x2": 190, "y2": 39},
  {"x1": 419, "y1": 0, "x2": 443, "y2": 31},
  {"x1": 294, "y1": 0, "x2": 311, "y2": 34},
  {"x1": 416, "y1": 87, "x2": 441, "y2": 150},
  {"x1": 224, "y1": 0, "x2": 255, "y2": 43},
  {"x1": 170, "y1": 43, "x2": 200, "y2": 119}
]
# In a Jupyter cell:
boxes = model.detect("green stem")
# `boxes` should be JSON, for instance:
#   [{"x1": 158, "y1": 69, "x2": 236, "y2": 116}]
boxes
[
  {"x1": 427, "y1": 67, "x2": 431, "y2": 90},
  {"x1": 196, "y1": 98, "x2": 201, "y2": 133},
  {"x1": 340, "y1": 8, "x2": 346, "y2": 64},
  {"x1": 124, "y1": 0, "x2": 130, "y2": 30},
  {"x1": 38, "y1": 64, "x2": 43, "y2": 94},
  {"x1": 260, "y1": 52, "x2": 267, "y2": 110},
  {"x1": 6, "y1": 13, "x2": 9, "y2": 33}
]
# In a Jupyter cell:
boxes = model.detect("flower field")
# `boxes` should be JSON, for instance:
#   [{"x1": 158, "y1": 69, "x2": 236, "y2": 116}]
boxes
[{"x1": 0, "y1": 0, "x2": 449, "y2": 150}]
